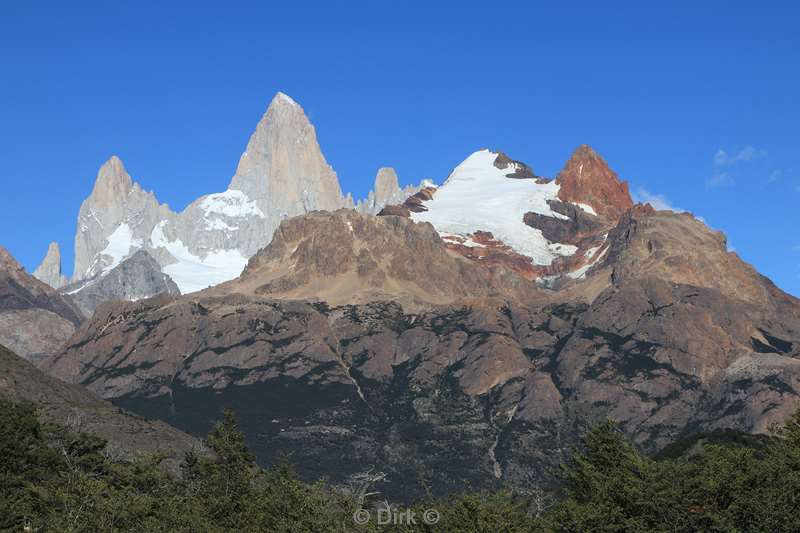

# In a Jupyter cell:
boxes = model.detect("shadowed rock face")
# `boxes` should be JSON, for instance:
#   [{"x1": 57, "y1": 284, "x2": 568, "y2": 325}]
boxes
[
  {"x1": 42, "y1": 206, "x2": 800, "y2": 500},
  {"x1": 0, "y1": 247, "x2": 84, "y2": 362},
  {"x1": 62, "y1": 249, "x2": 180, "y2": 317},
  {"x1": 42, "y1": 278, "x2": 800, "y2": 500}
]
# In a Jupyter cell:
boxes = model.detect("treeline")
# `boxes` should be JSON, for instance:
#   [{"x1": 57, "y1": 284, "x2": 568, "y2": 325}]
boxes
[{"x1": 1, "y1": 397, "x2": 799, "y2": 532}]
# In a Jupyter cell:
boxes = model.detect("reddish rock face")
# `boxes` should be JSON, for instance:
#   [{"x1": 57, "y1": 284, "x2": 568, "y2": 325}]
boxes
[
  {"x1": 440, "y1": 231, "x2": 541, "y2": 279},
  {"x1": 555, "y1": 144, "x2": 633, "y2": 220},
  {"x1": 377, "y1": 186, "x2": 437, "y2": 217}
]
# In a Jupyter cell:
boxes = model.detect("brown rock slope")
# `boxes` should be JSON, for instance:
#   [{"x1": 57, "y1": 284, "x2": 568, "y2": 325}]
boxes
[
  {"x1": 0, "y1": 246, "x2": 84, "y2": 363},
  {"x1": 0, "y1": 343, "x2": 197, "y2": 464},
  {"x1": 42, "y1": 207, "x2": 800, "y2": 500},
  {"x1": 221, "y1": 209, "x2": 536, "y2": 307}
]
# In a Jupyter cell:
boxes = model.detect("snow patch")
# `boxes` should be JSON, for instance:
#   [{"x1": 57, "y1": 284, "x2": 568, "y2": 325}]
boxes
[
  {"x1": 205, "y1": 219, "x2": 238, "y2": 231},
  {"x1": 96, "y1": 223, "x2": 143, "y2": 275},
  {"x1": 150, "y1": 222, "x2": 248, "y2": 294},
  {"x1": 199, "y1": 190, "x2": 265, "y2": 219},
  {"x1": 440, "y1": 232, "x2": 486, "y2": 248},
  {"x1": 573, "y1": 202, "x2": 597, "y2": 216},
  {"x1": 568, "y1": 246, "x2": 608, "y2": 279},
  {"x1": 410, "y1": 150, "x2": 574, "y2": 266}
]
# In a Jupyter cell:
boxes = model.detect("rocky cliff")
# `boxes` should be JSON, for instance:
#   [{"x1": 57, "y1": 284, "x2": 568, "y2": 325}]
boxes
[
  {"x1": 63, "y1": 249, "x2": 180, "y2": 317},
  {"x1": 224, "y1": 210, "x2": 534, "y2": 308},
  {"x1": 555, "y1": 144, "x2": 634, "y2": 219},
  {"x1": 42, "y1": 204, "x2": 800, "y2": 499},
  {"x1": 355, "y1": 167, "x2": 425, "y2": 215},
  {"x1": 69, "y1": 93, "x2": 352, "y2": 297},
  {"x1": 227, "y1": 92, "x2": 349, "y2": 234},
  {"x1": 0, "y1": 246, "x2": 83, "y2": 363},
  {"x1": 33, "y1": 242, "x2": 69, "y2": 289}
]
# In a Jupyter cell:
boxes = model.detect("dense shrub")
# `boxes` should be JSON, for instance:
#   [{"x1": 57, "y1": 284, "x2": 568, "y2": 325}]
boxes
[{"x1": 1, "y1": 397, "x2": 799, "y2": 532}]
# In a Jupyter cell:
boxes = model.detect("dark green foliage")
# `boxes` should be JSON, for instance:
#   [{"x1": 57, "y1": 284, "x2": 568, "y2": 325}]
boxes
[
  {"x1": 544, "y1": 413, "x2": 800, "y2": 532},
  {"x1": 2, "y1": 395, "x2": 800, "y2": 532}
]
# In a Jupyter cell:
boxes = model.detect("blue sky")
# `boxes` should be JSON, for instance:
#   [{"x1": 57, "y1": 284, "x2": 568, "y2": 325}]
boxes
[{"x1": 1, "y1": 1, "x2": 799, "y2": 295}]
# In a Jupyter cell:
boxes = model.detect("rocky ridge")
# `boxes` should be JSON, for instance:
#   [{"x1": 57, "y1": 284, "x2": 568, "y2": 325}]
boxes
[
  {"x1": 61, "y1": 93, "x2": 430, "y2": 301},
  {"x1": 68, "y1": 93, "x2": 353, "y2": 295},
  {"x1": 42, "y1": 204, "x2": 800, "y2": 499},
  {"x1": 379, "y1": 147, "x2": 633, "y2": 282},
  {"x1": 63, "y1": 249, "x2": 180, "y2": 317},
  {"x1": 0, "y1": 246, "x2": 83, "y2": 362},
  {"x1": 354, "y1": 167, "x2": 427, "y2": 215},
  {"x1": 0, "y1": 343, "x2": 197, "y2": 465},
  {"x1": 224, "y1": 209, "x2": 535, "y2": 308}
]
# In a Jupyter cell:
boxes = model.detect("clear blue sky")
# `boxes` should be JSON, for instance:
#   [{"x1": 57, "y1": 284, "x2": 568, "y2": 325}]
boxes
[{"x1": 1, "y1": 1, "x2": 798, "y2": 295}]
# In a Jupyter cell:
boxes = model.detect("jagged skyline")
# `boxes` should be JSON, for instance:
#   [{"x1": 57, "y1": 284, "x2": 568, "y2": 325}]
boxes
[{"x1": 2, "y1": 2, "x2": 798, "y2": 295}]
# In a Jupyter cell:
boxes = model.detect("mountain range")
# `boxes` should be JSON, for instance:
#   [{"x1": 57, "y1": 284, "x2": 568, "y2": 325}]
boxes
[
  {"x1": 35, "y1": 93, "x2": 425, "y2": 303},
  {"x1": 2, "y1": 92, "x2": 798, "y2": 500}
]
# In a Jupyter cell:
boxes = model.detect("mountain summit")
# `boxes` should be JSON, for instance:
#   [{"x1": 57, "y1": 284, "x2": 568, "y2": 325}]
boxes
[
  {"x1": 555, "y1": 144, "x2": 633, "y2": 219},
  {"x1": 228, "y1": 91, "x2": 348, "y2": 233},
  {"x1": 67, "y1": 92, "x2": 357, "y2": 297},
  {"x1": 73, "y1": 155, "x2": 168, "y2": 281},
  {"x1": 33, "y1": 241, "x2": 68, "y2": 289}
]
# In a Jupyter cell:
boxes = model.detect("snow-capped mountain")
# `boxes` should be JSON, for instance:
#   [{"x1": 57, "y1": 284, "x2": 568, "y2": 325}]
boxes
[
  {"x1": 410, "y1": 149, "x2": 578, "y2": 265},
  {"x1": 35, "y1": 94, "x2": 631, "y2": 309},
  {"x1": 384, "y1": 145, "x2": 635, "y2": 282},
  {"x1": 46, "y1": 93, "x2": 364, "y2": 298}
]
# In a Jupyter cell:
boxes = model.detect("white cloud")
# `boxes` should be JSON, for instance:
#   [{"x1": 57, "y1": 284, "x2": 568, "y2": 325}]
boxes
[
  {"x1": 706, "y1": 171, "x2": 732, "y2": 189},
  {"x1": 714, "y1": 146, "x2": 767, "y2": 167},
  {"x1": 632, "y1": 187, "x2": 682, "y2": 212},
  {"x1": 709, "y1": 146, "x2": 769, "y2": 188}
]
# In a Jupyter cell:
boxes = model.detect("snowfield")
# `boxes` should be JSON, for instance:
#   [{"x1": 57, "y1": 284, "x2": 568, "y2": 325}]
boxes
[
  {"x1": 150, "y1": 221, "x2": 248, "y2": 294},
  {"x1": 97, "y1": 223, "x2": 143, "y2": 275},
  {"x1": 199, "y1": 189, "x2": 265, "y2": 218},
  {"x1": 410, "y1": 150, "x2": 577, "y2": 266}
]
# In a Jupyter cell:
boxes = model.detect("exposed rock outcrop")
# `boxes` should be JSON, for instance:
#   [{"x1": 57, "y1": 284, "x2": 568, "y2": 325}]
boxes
[
  {"x1": 42, "y1": 207, "x2": 800, "y2": 500},
  {"x1": 355, "y1": 167, "x2": 424, "y2": 215},
  {"x1": 69, "y1": 92, "x2": 352, "y2": 297},
  {"x1": 222, "y1": 209, "x2": 535, "y2": 308},
  {"x1": 62, "y1": 249, "x2": 180, "y2": 317},
  {"x1": 555, "y1": 144, "x2": 634, "y2": 219},
  {"x1": 0, "y1": 246, "x2": 83, "y2": 362},
  {"x1": 73, "y1": 156, "x2": 172, "y2": 281},
  {"x1": 227, "y1": 91, "x2": 349, "y2": 244},
  {"x1": 33, "y1": 242, "x2": 69, "y2": 289}
]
